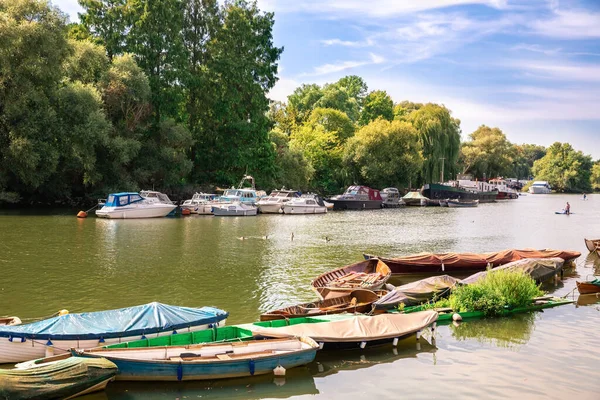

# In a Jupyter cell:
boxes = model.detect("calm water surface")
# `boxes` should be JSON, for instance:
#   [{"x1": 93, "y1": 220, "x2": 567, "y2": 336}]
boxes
[{"x1": 1, "y1": 194, "x2": 600, "y2": 399}]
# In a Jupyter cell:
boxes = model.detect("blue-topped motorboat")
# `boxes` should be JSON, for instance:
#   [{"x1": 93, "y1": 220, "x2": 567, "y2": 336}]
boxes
[
  {"x1": 96, "y1": 192, "x2": 176, "y2": 219},
  {"x1": 0, "y1": 302, "x2": 228, "y2": 363}
]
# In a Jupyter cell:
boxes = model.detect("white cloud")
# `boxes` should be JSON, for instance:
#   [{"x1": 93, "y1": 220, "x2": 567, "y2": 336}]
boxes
[
  {"x1": 303, "y1": 53, "x2": 385, "y2": 76},
  {"x1": 529, "y1": 9, "x2": 600, "y2": 39},
  {"x1": 511, "y1": 43, "x2": 561, "y2": 56},
  {"x1": 510, "y1": 61, "x2": 600, "y2": 82},
  {"x1": 321, "y1": 38, "x2": 373, "y2": 47}
]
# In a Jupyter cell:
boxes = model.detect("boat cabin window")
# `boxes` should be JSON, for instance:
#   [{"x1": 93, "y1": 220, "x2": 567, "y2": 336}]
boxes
[
  {"x1": 119, "y1": 196, "x2": 128, "y2": 206},
  {"x1": 130, "y1": 194, "x2": 142, "y2": 202},
  {"x1": 107, "y1": 195, "x2": 115, "y2": 204},
  {"x1": 306, "y1": 200, "x2": 315, "y2": 205}
]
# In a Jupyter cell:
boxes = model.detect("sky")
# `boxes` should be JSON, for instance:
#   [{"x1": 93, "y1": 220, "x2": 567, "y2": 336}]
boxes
[{"x1": 55, "y1": 0, "x2": 600, "y2": 158}]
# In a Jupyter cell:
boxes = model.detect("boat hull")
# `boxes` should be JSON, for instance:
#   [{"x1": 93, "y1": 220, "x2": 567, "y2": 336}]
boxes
[
  {"x1": 576, "y1": 281, "x2": 600, "y2": 295},
  {"x1": 282, "y1": 205, "x2": 327, "y2": 214},
  {"x1": 447, "y1": 200, "x2": 478, "y2": 208},
  {"x1": 212, "y1": 206, "x2": 257, "y2": 216},
  {"x1": 0, "y1": 321, "x2": 225, "y2": 364},
  {"x1": 584, "y1": 238, "x2": 600, "y2": 252},
  {"x1": 328, "y1": 200, "x2": 382, "y2": 210},
  {"x1": 422, "y1": 183, "x2": 497, "y2": 203},
  {"x1": 180, "y1": 204, "x2": 213, "y2": 215},
  {"x1": 96, "y1": 204, "x2": 176, "y2": 219},
  {"x1": 257, "y1": 203, "x2": 284, "y2": 214}
]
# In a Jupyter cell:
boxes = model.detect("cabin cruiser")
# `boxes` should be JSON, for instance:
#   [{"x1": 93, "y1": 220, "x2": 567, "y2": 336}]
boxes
[
  {"x1": 180, "y1": 193, "x2": 218, "y2": 215},
  {"x1": 489, "y1": 178, "x2": 519, "y2": 199},
  {"x1": 256, "y1": 189, "x2": 300, "y2": 214},
  {"x1": 217, "y1": 175, "x2": 266, "y2": 205},
  {"x1": 282, "y1": 194, "x2": 327, "y2": 214},
  {"x1": 212, "y1": 202, "x2": 258, "y2": 217},
  {"x1": 327, "y1": 186, "x2": 383, "y2": 210},
  {"x1": 529, "y1": 181, "x2": 552, "y2": 194},
  {"x1": 96, "y1": 192, "x2": 177, "y2": 219},
  {"x1": 381, "y1": 188, "x2": 404, "y2": 207}
]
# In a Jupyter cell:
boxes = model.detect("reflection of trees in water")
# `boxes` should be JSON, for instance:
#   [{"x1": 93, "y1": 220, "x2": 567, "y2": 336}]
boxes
[{"x1": 450, "y1": 312, "x2": 537, "y2": 349}]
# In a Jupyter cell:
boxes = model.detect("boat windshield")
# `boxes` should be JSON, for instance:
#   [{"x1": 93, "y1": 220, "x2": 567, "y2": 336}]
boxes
[{"x1": 224, "y1": 189, "x2": 241, "y2": 197}]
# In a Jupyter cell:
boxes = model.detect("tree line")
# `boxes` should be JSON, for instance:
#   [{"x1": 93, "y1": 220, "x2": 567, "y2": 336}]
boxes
[{"x1": 1, "y1": 0, "x2": 598, "y2": 206}]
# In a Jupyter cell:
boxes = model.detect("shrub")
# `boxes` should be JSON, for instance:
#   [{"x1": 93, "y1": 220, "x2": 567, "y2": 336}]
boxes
[{"x1": 448, "y1": 269, "x2": 543, "y2": 317}]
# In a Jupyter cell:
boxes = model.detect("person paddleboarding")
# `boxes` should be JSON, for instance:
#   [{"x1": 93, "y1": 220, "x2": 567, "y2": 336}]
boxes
[{"x1": 565, "y1": 202, "x2": 571, "y2": 215}]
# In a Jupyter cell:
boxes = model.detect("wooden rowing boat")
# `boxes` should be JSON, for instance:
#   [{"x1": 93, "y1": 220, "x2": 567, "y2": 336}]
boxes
[
  {"x1": 576, "y1": 279, "x2": 600, "y2": 295},
  {"x1": 311, "y1": 259, "x2": 392, "y2": 299},
  {"x1": 260, "y1": 289, "x2": 382, "y2": 321},
  {"x1": 584, "y1": 238, "x2": 600, "y2": 252}
]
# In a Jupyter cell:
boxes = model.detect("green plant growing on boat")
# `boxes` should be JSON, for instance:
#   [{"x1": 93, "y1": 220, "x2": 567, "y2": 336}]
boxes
[{"x1": 449, "y1": 269, "x2": 543, "y2": 317}]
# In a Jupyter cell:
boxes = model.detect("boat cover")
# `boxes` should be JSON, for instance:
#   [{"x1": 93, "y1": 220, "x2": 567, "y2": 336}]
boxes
[
  {"x1": 247, "y1": 311, "x2": 438, "y2": 342},
  {"x1": 0, "y1": 303, "x2": 228, "y2": 340},
  {"x1": 374, "y1": 275, "x2": 459, "y2": 310},
  {"x1": 460, "y1": 257, "x2": 565, "y2": 285},
  {"x1": 367, "y1": 249, "x2": 581, "y2": 271},
  {"x1": 402, "y1": 191, "x2": 428, "y2": 200},
  {"x1": 0, "y1": 357, "x2": 117, "y2": 400}
]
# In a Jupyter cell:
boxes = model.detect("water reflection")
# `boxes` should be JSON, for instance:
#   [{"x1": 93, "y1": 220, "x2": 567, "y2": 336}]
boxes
[
  {"x1": 449, "y1": 313, "x2": 537, "y2": 349},
  {"x1": 101, "y1": 367, "x2": 317, "y2": 400},
  {"x1": 310, "y1": 337, "x2": 437, "y2": 378},
  {"x1": 576, "y1": 293, "x2": 600, "y2": 307},
  {"x1": 584, "y1": 252, "x2": 600, "y2": 274}
]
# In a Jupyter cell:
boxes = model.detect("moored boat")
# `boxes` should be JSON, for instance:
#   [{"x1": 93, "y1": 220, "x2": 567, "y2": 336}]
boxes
[
  {"x1": 247, "y1": 311, "x2": 439, "y2": 350},
  {"x1": 402, "y1": 191, "x2": 428, "y2": 206},
  {"x1": 421, "y1": 179, "x2": 497, "y2": 203},
  {"x1": 327, "y1": 186, "x2": 383, "y2": 210},
  {"x1": 260, "y1": 289, "x2": 381, "y2": 321},
  {"x1": 584, "y1": 238, "x2": 600, "y2": 252},
  {"x1": 489, "y1": 178, "x2": 519, "y2": 199},
  {"x1": 256, "y1": 189, "x2": 300, "y2": 214},
  {"x1": 528, "y1": 181, "x2": 552, "y2": 194},
  {"x1": 576, "y1": 278, "x2": 600, "y2": 294},
  {"x1": 72, "y1": 335, "x2": 318, "y2": 381},
  {"x1": 381, "y1": 188, "x2": 402, "y2": 208},
  {"x1": 374, "y1": 275, "x2": 460, "y2": 310},
  {"x1": 0, "y1": 302, "x2": 228, "y2": 363},
  {"x1": 180, "y1": 193, "x2": 218, "y2": 215},
  {"x1": 282, "y1": 194, "x2": 327, "y2": 215},
  {"x1": 96, "y1": 192, "x2": 177, "y2": 219},
  {"x1": 439, "y1": 199, "x2": 449, "y2": 207},
  {"x1": 447, "y1": 199, "x2": 479, "y2": 208},
  {"x1": 363, "y1": 249, "x2": 581, "y2": 275},
  {"x1": 311, "y1": 259, "x2": 392, "y2": 299},
  {"x1": 212, "y1": 202, "x2": 258, "y2": 216},
  {"x1": 0, "y1": 356, "x2": 117, "y2": 400}
]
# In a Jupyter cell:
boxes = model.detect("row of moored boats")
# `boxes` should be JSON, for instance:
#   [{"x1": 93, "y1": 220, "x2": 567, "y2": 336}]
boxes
[{"x1": 0, "y1": 246, "x2": 588, "y2": 399}]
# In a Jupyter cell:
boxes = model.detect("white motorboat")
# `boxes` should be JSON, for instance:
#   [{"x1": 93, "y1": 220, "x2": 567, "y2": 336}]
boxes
[
  {"x1": 257, "y1": 189, "x2": 300, "y2": 213},
  {"x1": 282, "y1": 194, "x2": 327, "y2": 215},
  {"x1": 96, "y1": 192, "x2": 176, "y2": 219},
  {"x1": 381, "y1": 188, "x2": 403, "y2": 208},
  {"x1": 180, "y1": 193, "x2": 218, "y2": 215},
  {"x1": 529, "y1": 181, "x2": 552, "y2": 194},
  {"x1": 216, "y1": 175, "x2": 266, "y2": 206},
  {"x1": 212, "y1": 202, "x2": 258, "y2": 216}
]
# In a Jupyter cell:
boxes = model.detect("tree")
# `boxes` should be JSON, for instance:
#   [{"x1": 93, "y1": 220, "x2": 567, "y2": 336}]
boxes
[
  {"x1": 78, "y1": 0, "x2": 129, "y2": 60},
  {"x1": 306, "y1": 108, "x2": 355, "y2": 142},
  {"x1": 315, "y1": 83, "x2": 359, "y2": 122},
  {"x1": 393, "y1": 101, "x2": 423, "y2": 121},
  {"x1": 512, "y1": 143, "x2": 546, "y2": 180},
  {"x1": 532, "y1": 142, "x2": 593, "y2": 192},
  {"x1": 0, "y1": 0, "x2": 70, "y2": 201},
  {"x1": 591, "y1": 161, "x2": 600, "y2": 192},
  {"x1": 408, "y1": 103, "x2": 461, "y2": 183},
  {"x1": 460, "y1": 125, "x2": 514, "y2": 179},
  {"x1": 334, "y1": 75, "x2": 368, "y2": 104},
  {"x1": 287, "y1": 84, "x2": 324, "y2": 124},
  {"x1": 344, "y1": 119, "x2": 423, "y2": 189},
  {"x1": 63, "y1": 39, "x2": 109, "y2": 84},
  {"x1": 270, "y1": 130, "x2": 313, "y2": 190},
  {"x1": 359, "y1": 90, "x2": 393, "y2": 125}
]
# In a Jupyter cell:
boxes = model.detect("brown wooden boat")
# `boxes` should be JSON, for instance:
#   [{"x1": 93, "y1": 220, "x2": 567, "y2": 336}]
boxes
[
  {"x1": 0, "y1": 317, "x2": 21, "y2": 326},
  {"x1": 312, "y1": 259, "x2": 392, "y2": 299},
  {"x1": 584, "y1": 238, "x2": 600, "y2": 252},
  {"x1": 364, "y1": 248, "x2": 581, "y2": 275},
  {"x1": 576, "y1": 279, "x2": 600, "y2": 295},
  {"x1": 260, "y1": 289, "x2": 382, "y2": 321}
]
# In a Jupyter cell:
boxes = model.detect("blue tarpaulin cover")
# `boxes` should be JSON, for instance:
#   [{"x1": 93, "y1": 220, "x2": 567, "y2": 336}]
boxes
[{"x1": 0, "y1": 303, "x2": 228, "y2": 340}]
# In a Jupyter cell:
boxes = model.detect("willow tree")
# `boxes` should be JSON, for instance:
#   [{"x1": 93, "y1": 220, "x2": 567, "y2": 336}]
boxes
[
  {"x1": 532, "y1": 142, "x2": 592, "y2": 192},
  {"x1": 408, "y1": 104, "x2": 461, "y2": 183}
]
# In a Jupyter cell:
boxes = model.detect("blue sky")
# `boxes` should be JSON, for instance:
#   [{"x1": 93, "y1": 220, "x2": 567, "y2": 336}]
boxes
[{"x1": 55, "y1": 0, "x2": 600, "y2": 158}]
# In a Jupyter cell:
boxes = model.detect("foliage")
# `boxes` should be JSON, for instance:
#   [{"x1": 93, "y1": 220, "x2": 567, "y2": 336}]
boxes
[
  {"x1": 78, "y1": 0, "x2": 129, "y2": 60},
  {"x1": 359, "y1": 90, "x2": 394, "y2": 125},
  {"x1": 448, "y1": 269, "x2": 543, "y2": 317},
  {"x1": 63, "y1": 39, "x2": 109, "y2": 84},
  {"x1": 270, "y1": 130, "x2": 313, "y2": 190},
  {"x1": 512, "y1": 143, "x2": 546, "y2": 180},
  {"x1": 460, "y1": 125, "x2": 514, "y2": 179},
  {"x1": 393, "y1": 101, "x2": 423, "y2": 121},
  {"x1": 592, "y1": 161, "x2": 600, "y2": 192},
  {"x1": 408, "y1": 104, "x2": 461, "y2": 184},
  {"x1": 532, "y1": 142, "x2": 593, "y2": 193},
  {"x1": 344, "y1": 119, "x2": 423, "y2": 189}
]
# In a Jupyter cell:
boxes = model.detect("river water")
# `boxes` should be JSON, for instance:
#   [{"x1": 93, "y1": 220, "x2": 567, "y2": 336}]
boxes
[{"x1": 1, "y1": 194, "x2": 599, "y2": 399}]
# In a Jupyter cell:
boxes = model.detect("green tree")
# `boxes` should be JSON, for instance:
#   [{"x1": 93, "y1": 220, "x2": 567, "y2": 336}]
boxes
[
  {"x1": 315, "y1": 83, "x2": 359, "y2": 122},
  {"x1": 307, "y1": 108, "x2": 355, "y2": 142},
  {"x1": 78, "y1": 0, "x2": 129, "y2": 60},
  {"x1": 63, "y1": 39, "x2": 109, "y2": 84},
  {"x1": 591, "y1": 161, "x2": 600, "y2": 192},
  {"x1": 270, "y1": 130, "x2": 313, "y2": 190},
  {"x1": 408, "y1": 103, "x2": 461, "y2": 183},
  {"x1": 344, "y1": 119, "x2": 423, "y2": 189},
  {"x1": 359, "y1": 90, "x2": 393, "y2": 125},
  {"x1": 0, "y1": 0, "x2": 70, "y2": 201},
  {"x1": 393, "y1": 101, "x2": 423, "y2": 121},
  {"x1": 287, "y1": 84, "x2": 324, "y2": 124},
  {"x1": 512, "y1": 143, "x2": 546, "y2": 180},
  {"x1": 334, "y1": 75, "x2": 368, "y2": 104},
  {"x1": 460, "y1": 125, "x2": 514, "y2": 179},
  {"x1": 532, "y1": 142, "x2": 593, "y2": 192}
]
